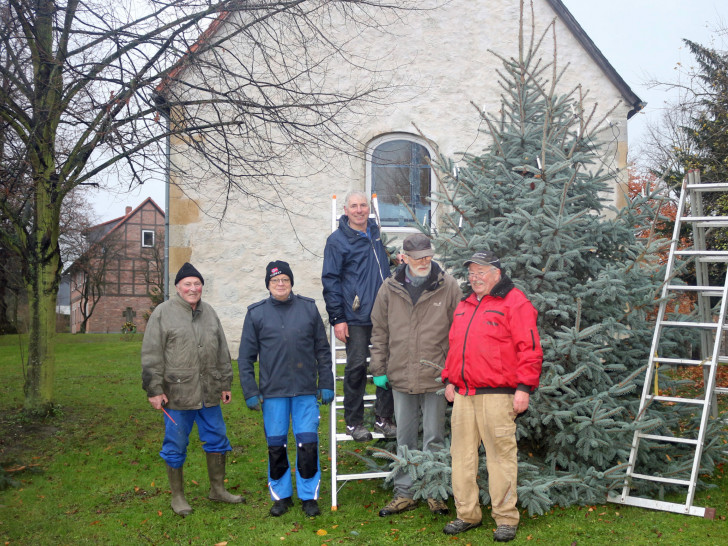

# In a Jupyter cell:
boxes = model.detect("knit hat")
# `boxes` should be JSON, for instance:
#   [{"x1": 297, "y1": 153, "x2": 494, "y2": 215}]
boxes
[
  {"x1": 463, "y1": 251, "x2": 501, "y2": 269},
  {"x1": 174, "y1": 262, "x2": 204, "y2": 285},
  {"x1": 265, "y1": 260, "x2": 294, "y2": 288},
  {"x1": 402, "y1": 233, "x2": 434, "y2": 259}
]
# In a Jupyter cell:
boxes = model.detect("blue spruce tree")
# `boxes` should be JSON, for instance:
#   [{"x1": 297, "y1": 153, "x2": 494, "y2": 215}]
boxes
[{"x1": 382, "y1": 7, "x2": 728, "y2": 516}]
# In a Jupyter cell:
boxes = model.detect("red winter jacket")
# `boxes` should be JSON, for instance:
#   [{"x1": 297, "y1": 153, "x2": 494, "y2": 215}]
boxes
[{"x1": 442, "y1": 276, "x2": 542, "y2": 395}]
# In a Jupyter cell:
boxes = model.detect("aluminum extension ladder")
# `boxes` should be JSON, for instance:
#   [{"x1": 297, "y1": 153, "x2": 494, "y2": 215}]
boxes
[
  {"x1": 328, "y1": 194, "x2": 389, "y2": 510},
  {"x1": 608, "y1": 170, "x2": 728, "y2": 518}
]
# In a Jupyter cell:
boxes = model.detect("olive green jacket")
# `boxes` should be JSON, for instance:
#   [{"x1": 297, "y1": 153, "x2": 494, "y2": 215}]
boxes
[
  {"x1": 141, "y1": 293, "x2": 232, "y2": 410},
  {"x1": 370, "y1": 262, "x2": 462, "y2": 394}
]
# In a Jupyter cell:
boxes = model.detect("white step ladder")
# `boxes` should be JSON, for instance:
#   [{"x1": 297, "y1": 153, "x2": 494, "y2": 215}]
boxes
[
  {"x1": 328, "y1": 194, "x2": 390, "y2": 510},
  {"x1": 608, "y1": 170, "x2": 727, "y2": 518}
]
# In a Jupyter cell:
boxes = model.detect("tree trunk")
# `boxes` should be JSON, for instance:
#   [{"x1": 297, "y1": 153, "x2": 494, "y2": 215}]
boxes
[
  {"x1": 23, "y1": 255, "x2": 60, "y2": 415},
  {"x1": 22, "y1": 175, "x2": 62, "y2": 413}
]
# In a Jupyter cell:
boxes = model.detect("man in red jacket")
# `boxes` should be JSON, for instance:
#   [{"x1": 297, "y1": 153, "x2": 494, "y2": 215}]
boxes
[{"x1": 441, "y1": 251, "x2": 543, "y2": 543}]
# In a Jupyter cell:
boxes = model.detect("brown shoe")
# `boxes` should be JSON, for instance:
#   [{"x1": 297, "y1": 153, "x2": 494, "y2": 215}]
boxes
[
  {"x1": 378, "y1": 496, "x2": 417, "y2": 516},
  {"x1": 426, "y1": 497, "x2": 449, "y2": 515}
]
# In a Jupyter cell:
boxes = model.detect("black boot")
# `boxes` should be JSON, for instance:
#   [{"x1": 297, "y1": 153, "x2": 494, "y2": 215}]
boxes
[{"x1": 270, "y1": 497, "x2": 294, "y2": 516}]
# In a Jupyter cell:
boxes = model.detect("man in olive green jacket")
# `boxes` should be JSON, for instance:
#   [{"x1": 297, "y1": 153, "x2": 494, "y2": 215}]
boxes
[
  {"x1": 142, "y1": 262, "x2": 242, "y2": 516},
  {"x1": 370, "y1": 234, "x2": 462, "y2": 517}
]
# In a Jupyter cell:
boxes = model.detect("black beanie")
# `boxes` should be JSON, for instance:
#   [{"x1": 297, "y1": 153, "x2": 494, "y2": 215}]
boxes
[
  {"x1": 265, "y1": 260, "x2": 294, "y2": 288},
  {"x1": 174, "y1": 262, "x2": 204, "y2": 285}
]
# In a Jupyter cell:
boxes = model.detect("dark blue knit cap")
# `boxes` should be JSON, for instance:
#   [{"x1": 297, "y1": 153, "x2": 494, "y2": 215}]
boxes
[{"x1": 174, "y1": 262, "x2": 204, "y2": 285}]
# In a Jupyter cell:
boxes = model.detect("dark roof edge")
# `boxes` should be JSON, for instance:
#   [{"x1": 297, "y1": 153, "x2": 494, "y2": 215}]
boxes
[{"x1": 545, "y1": 0, "x2": 645, "y2": 119}]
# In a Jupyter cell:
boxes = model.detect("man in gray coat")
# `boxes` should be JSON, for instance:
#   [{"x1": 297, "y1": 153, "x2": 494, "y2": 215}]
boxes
[
  {"x1": 369, "y1": 234, "x2": 462, "y2": 516},
  {"x1": 142, "y1": 262, "x2": 242, "y2": 516}
]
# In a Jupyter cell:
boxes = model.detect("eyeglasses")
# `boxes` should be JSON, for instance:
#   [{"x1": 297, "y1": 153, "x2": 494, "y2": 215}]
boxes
[
  {"x1": 270, "y1": 278, "x2": 291, "y2": 285},
  {"x1": 407, "y1": 255, "x2": 432, "y2": 262},
  {"x1": 467, "y1": 269, "x2": 495, "y2": 279}
]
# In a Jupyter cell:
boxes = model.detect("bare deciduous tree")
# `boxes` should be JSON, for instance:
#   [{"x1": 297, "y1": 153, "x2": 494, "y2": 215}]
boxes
[
  {"x1": 67, "y1": 229, "x2": 125, "y2": 334},
  {"x1": 0, "y1": 0, "x2": 415, "y2": 414}
]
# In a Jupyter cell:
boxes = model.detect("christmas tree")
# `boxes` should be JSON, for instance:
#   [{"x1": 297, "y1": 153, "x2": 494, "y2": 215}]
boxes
[{"x1": 379, "y1": 3, "x2": 728, "y2": 515}]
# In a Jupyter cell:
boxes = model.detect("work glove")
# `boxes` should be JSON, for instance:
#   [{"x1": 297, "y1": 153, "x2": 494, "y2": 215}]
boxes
[
  {"x1": 373, "y1": 375, "x2": 390, "y2": 390},
  {"x1": 318, "y1": 388, "x2": 335, "y2": 405},
  {"x1": 245, "y1": 395, "x2": 262, "y2": 411}
]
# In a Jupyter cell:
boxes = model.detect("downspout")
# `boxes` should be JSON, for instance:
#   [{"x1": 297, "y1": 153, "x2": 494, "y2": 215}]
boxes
[
  {"x1": 164, "y1": 121, "x2": 170, "y2": 301},
  {"x1": 154, "y1": 91, "x2": 171, "y2": 302}
]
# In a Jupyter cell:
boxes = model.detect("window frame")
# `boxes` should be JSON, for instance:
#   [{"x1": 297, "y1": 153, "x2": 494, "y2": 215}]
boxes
[
  {"x1": 365, "y1": 133, "x2": 436, "y2": 234},
  {"x1": 141, "y1": 229, "x2": 155, "y2": 248}
]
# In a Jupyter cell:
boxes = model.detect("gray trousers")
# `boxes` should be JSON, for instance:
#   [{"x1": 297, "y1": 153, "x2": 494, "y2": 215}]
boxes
[{"x1": 392, "y1": 389, "x2": 447, "y2": 498}]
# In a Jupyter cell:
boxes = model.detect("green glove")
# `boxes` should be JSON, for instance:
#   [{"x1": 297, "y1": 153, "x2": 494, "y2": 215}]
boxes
[{"x1": 373, "y1": 375, "x2": 389, "y2": 390}]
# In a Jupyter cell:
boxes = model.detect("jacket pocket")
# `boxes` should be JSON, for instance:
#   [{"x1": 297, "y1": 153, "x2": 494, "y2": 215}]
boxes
[
  {"x1": 208, "y1": 370, "x2": 223, "y2": 401},
  {"x1": 164, "y1": 368, "x2": 198, "y2": 407}
]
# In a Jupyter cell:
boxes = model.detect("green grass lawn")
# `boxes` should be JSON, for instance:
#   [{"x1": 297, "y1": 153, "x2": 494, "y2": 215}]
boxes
[{"x1": 0, "y1": 334, "x2": 726, "y2": 545}]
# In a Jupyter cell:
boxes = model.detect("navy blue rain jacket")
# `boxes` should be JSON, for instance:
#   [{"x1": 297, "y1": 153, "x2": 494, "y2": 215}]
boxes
[
  {"x1": 237, "y1": 294, "x2": 334, "y2": 399},
  {"x1": 321, "y1": 216, "x2": 390, "y2": 326}
]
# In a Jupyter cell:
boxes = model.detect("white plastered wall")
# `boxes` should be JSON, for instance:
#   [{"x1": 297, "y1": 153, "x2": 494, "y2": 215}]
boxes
[{"x1": 167, "y1": 0, "x2": 633, "y2": 354}]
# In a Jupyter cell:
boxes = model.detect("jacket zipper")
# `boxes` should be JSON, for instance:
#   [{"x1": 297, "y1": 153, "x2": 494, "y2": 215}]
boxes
[
  {"x1": 460, "y1": 297, "x2": 483, "y2": 396},
  {"x1": 370, "y1": 236, "x2": 386, "y2": 283}
]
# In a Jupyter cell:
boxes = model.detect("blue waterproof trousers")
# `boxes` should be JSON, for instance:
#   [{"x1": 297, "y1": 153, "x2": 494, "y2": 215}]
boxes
[
  {"x1": 160, "y1": 405, "x2": 232, "y2": 468},
  {"x1": 263, "y1": 395, "x2": 320, "y2": 501}
]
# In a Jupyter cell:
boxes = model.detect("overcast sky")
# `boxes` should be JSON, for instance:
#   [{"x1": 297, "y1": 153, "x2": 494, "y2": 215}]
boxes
[
  {"x1": 90, "y1": 0, "x2": 728, "y2": 222},
  {"x1": 561, "y1": 0, "x2": 728, "y2": 148}
]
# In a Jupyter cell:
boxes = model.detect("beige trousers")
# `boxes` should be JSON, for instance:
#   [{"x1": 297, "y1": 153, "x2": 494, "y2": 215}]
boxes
[{"x1": 450, "y1": 392, "x2": 519, "y2": 526}]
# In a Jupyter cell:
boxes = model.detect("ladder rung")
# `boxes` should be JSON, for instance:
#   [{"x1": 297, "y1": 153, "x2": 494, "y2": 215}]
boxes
[
  {"x1": 666, "y1": 285, "x2": 724, "y2": 296},
  {"x1": 652, "y1": 357, "x2": 708, "y2": 366},
  {"x1": 659, "y1": 321, "x2": 728, "y2": 330},
  {"x1": 649, "y1": 395, "x2": 706, "y2": 405},
  {"x1": 607, "y1": 492, "x2": 710, "y2": 517},
  {"x1": 630, "y1": 473, "x2": 692, "y2": 486},
  {"x1": 654, "y1": 356, "x2": 728, "y2": 365},
  {"x1": 637, "y1": 433, "x2": 699, "y2": 445},
  {"x1": 675, "y1": 250, "x2": 728, "y2": 256},
  {"x1": 686, "y1": 182, "x2": 728, "y2": 191},
  {"x1": 333, "y1": 394, "x2": 376, "y2": 402},
  {"x1": 680, "y1": 216, "x2": 728, "y2": 225},
  {"x1": 715, "y1": 387, "x2": 728, "y2": 395},
  {"x1": 335, "y1": 432, "x2": 387, "y2": 442},
  {"x1": 335, "y1": 471, "x2": 390, "y2": 481}
]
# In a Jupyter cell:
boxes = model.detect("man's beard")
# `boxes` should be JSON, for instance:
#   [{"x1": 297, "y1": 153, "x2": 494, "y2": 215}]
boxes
[{"x1": 409, "y1": 264, "x2": 432, "y2": 278}]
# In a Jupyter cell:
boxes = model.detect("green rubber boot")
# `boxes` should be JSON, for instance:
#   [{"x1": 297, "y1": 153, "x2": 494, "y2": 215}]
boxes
[
  {"x1": 166, "y1": 464, "x2": 193, "y2": 516},
  {"x1": 206, "y1": 452, "x2": 244, "y2": 504}
]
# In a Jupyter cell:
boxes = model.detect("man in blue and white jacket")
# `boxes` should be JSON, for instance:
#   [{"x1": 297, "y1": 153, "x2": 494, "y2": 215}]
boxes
[{"x1": 238, "y1": 261, "x2": 334, "y2": 518}]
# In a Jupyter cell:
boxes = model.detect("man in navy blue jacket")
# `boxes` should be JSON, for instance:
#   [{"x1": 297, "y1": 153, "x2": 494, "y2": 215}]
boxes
[
  {"x1": 321, "y1": 191, "x2": 395, "y2": 442},
  {"x1": 238, "y1": 261, "x2": 335, "y2": 518}
]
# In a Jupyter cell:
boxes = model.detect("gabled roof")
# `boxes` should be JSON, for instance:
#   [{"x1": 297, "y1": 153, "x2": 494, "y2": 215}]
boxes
[
  {"x1": 65, "y1": 197, "x2": 165, "y2": 273},
  {"x1": 92, "y1": 197, "x2": 165, "y2": 245},
  {"x1": 155, "y1": 1, "x2": 644, "y2": 118},
  {"x1": 546, "y1": 0, "x2": 644, "y2": 118}
]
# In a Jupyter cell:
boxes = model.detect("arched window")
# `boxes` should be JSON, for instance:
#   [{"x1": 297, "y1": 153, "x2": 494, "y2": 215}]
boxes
[{"x1": 367, "y1": 134, "x2": 433, "y2": 229}]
